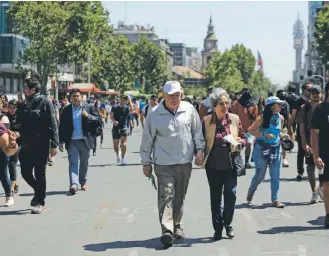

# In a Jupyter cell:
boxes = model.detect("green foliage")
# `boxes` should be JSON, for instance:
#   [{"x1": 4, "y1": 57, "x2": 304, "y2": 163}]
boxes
[
  {"x1": 248, "y1": 71, "x2": 275, "y2": 97},
  {"x1": 183, "y1": 86, "x2": 207, "y2": 98},
  {"x1": 205, "y1": 44, "x2": 273, "y2": 95},
  {"x1": 314, "y1": 5, "x2": 329, "y2": 63},
  {"x1": 9, "y1": 1, "x2": 111, "y2": 91},
  {"x1": 91, "y1": 35, "x2": 134, "y2": 93},
  {"x1": 130, "y1": 36, "x2": 169, "y2": 94}
]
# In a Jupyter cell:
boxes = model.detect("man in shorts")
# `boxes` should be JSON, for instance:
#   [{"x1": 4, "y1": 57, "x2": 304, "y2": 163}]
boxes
[
  {"x1": 110, "y1": 95, "x2": 135, "y2": 165},
  {"x1": 311, "y1": 82, "x2": 329, "y2": 228}
]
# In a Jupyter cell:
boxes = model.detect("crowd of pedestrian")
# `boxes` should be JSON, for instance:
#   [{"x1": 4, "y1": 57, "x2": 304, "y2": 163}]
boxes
[
  {"x1": 140, "y1": 80, "x2": 329, "y2": 248},
  {"x1": 0, "y1": 72, "x2": 328, "y2": 250}
]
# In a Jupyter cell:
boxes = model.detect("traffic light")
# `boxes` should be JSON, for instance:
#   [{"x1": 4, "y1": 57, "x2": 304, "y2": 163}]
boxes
[{"x1": 307, "y1": 70, "x2": 313, "y2": 77}]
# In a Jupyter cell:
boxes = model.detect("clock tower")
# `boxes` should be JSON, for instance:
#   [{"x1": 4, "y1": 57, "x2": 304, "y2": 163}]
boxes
[{"x1": 202, "y1": 15, "x2": 218, "y2": 70}]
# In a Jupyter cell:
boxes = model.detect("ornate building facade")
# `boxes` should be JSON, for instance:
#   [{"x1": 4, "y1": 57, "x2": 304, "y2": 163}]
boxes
[{"x1": 202, "y1": 16, "x2": 218, "y2": 71}]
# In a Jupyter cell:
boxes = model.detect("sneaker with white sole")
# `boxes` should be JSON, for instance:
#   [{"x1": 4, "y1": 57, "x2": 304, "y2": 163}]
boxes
[
  {"x1": 5, "y1": 197, "x2": 14, "y2": 207},
  {"x1": 116, "y1": 154, "x2": 121, "y2": 164},
  {"x1": 282, "y1": 159, "x2": 289, "y2": 168},
  {"x1": 316, "y1": 186, "x2": 324, "y2": 201},
  {"x1": 121, "y1": 158, "x2": 126, "y2": 166},
  {"x1": 310, "y1": 192, "x2": 319, "y2": 204}
]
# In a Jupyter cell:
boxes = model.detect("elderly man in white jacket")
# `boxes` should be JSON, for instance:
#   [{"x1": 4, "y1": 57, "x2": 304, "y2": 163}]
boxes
[{"x1": 140, "y1": 81, "x2": 205, "y2": 248}]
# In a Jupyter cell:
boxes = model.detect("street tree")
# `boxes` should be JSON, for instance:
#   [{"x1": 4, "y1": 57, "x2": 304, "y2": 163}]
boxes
[
  {"x1": 230, "y1": 44, "x2": 256, "y2": 84},
  {"x1": 9, "y1": 1, "x2": 111, "y2": 91},
  {"x1": 131, "y1": 36, "x2": 168, "y2": 94},
  {"x1": 248, "y1": 71, "x2": 275, "y2": 97},
  {"x1": 91, "y1": 35, "x2": 134, "y2": 93},
  {"x1": 205, "y1": 50, "x2": 245, "y2": 92},
  {"x1": 314, "y1": 5, "x2": 329, "y2": 64}
]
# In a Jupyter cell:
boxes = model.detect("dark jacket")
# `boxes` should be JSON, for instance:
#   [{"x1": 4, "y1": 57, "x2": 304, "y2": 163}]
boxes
[
  {"x1": 17, "y1": 93, "x2": 59, "y2": 148},
  {"x1": 59, "y1": 103, "x2": 100, "y2": 149}
]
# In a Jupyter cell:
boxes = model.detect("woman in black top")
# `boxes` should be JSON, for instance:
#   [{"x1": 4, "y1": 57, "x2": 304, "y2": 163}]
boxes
[{"x1": 7, "y1": 99, "x2": 20, "y2": 193}]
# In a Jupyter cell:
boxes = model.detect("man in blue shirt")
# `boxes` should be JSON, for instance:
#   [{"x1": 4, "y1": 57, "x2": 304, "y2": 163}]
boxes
[{"x1": 59, "y1": 89, "x2": 101, "y2": 195}]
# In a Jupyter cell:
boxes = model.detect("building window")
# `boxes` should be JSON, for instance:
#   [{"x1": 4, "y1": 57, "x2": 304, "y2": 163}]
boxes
[
  {"x1": 1, "y1": 6, "x2": 12, "y2": 34},
  {"x1": 13, "y1": 78, "x2": 18, "y2": 93},
  {"x1": 0, "y1": 36, "x2": 13, "y2": 63},
  {"x1": 5, "y1": 77, "x2": 11, "y2": 93}
]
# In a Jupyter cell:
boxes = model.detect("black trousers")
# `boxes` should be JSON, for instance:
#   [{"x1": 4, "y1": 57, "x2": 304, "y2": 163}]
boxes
[
  {"x1": 206, "y1": 168, "x2": 237, "y2": 232},
  {"x1": 296, "y1": 129, "x2": 305, "y2": 175},
  {"x1": 19, "y1": 146, "x2": 49, "y2": 206}
]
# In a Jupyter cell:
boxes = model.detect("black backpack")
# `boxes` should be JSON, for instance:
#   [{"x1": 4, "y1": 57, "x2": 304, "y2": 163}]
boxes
[
  {"x1": 88, "y1": 105, "x2": 103, "y2": 137},
  {"x1": 144, "y1": 104, "x2": 150, "y2": 118}
]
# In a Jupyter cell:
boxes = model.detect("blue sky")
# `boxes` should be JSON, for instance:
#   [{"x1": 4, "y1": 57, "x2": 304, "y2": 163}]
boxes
[{"x1": 103, "y1": 1, "x2": 308, "y2": 86}]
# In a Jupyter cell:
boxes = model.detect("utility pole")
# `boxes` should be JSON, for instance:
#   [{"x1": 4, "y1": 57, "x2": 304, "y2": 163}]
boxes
[{"x1": 88, "y1": 52, "x2": 91, "y2": 98}]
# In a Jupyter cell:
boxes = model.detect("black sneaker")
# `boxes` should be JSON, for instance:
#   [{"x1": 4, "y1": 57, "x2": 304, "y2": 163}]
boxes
[
  {"x1": 160, "y1": 231, "x2": 173, "y2": 248},
  {"x1": 296, "y1": 174, "x2": 303, "y2": 182},
  {"x1": 245, "y1": 162, "x2": 252, "y2": 169},
  {"x1": 30, "y1": 195, "x2": 38, "y2": 207},
  {"x1": 325, "y1": 214, "x2": 329, "y2": 229},
  {"x1": 213, "y1": 230, "x2": 222, "y2": 241}
]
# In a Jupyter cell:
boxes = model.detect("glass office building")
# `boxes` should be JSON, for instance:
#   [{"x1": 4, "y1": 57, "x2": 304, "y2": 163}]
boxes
[{"x1": 0, "y1": 1, "x2": 30, "y2": 94}]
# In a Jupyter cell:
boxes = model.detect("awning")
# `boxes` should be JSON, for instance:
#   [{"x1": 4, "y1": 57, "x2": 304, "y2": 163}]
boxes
[{"x1": 67, "y1": 83, "x2": 98, "y2": 93}]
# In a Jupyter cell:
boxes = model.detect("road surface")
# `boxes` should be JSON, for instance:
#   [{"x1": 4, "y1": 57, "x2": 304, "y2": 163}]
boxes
[{"x1": 0, "y1": 123, "x2": 328, "y2": 256}]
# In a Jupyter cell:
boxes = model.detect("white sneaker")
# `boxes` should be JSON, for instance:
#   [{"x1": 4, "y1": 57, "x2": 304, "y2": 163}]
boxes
[
  {"x1": 5, "y1": 197, "x2": 14, "y2": 207},
  {"x1": 316, "y1": 186, "x2": 324, "y2": 201},
  {"x1": 310, "y1": 192, "x2": 319, "y2": 204},
  {"x1": 100, "y1": 144, "x2": 103, "y2": 149},
  {"x1": 121, "y1": 158, "x2": 126, "y2": 166},
  {"x1": 116, "y1": 154, "x2": 121, "y2": 164},
  {"x1": 282, "y1": 159, "x2": 289, "y2": 167}
]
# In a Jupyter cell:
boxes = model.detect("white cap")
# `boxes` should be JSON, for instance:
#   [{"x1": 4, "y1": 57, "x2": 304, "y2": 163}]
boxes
[{"x1": 163, "y1": 81, "x2": 181, "y2": 95}]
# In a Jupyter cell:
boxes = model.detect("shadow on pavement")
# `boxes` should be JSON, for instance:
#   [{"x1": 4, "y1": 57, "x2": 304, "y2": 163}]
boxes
[
  {"x1": 19, "y1": 191, "x2": 68, "y2": 197},
  {"x1": 263, "y1": 177, "x2": 307, "y2": 183},
  {"x1": 0, "y1": 209, "x2": 31, "y2": 216},
  {"x1": 89, "y1": 163, "x2": 142, "y2": 167},
  {"x1": 83, "y1": 236, "x2": 214, "y2": 252},
  {"x1": 258, "y1": 216, "x2": 326, "y2": 235},
  {"x1": 235, "y1": 201, "x2": 309, "y2": 210}
]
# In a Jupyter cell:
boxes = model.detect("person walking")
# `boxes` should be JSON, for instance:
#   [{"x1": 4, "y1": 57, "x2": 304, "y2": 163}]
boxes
[
  {"x1": 202, "y1": 88, "x2": 247, "y2": 241},
  {"x1": 59, "y1": 88, "x2": 101, "y2": 195},
  {"x1": 310, "y1": 82, "x2": 329, "y2": 228},
  {"x1": 247, "y1": 96, "x2": 287, "y2": 208},
  {"x1": 140, "y1": 81, "x2": 204, "y2": 248},
  {"x1": 17, "y1": 70, "x2": 59, "y2": 214}
]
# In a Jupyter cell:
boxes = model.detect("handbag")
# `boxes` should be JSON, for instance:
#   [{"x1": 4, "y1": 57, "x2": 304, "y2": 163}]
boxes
[{"x1": 230, "y1": 151, "x2": 246, "y2": 177}]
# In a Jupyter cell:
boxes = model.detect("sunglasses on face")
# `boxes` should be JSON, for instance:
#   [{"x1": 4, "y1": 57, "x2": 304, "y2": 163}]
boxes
[
  {"x1": 306, "y1": 89, "x2": 312, "y2": 92},
  {"x1": 311, "y1": 91, "x2": 320, "y2": 95}
]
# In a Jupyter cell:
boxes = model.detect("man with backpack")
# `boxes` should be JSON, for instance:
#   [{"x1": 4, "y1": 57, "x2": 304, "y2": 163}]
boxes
[
  {"x1": 59, "y1": 88, "x2": 102, "y2": 196},
  {"x1": 141, "y1": 95, "x2": 159, "y2": 120},
  {"x1": 17, "y1": 70, "x2": 59, "y2": 214},
  {"x1": 298, "y1": 85, "x2": 323, "y2": 203}
]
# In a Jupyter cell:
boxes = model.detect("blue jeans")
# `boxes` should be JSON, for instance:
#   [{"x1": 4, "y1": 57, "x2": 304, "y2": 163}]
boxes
[
  {"x1": 0, "y1": 152, "x2": 11, "y2": 197},
  {"x1": 248, "y1": 143, "x2": 282, "y2": 202},
  {"x1": 67, "y1": 139, "x2": 90, "y2": 187}
]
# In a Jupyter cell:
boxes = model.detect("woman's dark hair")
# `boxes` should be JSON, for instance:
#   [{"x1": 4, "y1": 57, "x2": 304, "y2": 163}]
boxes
[
  {"x1": 8, "y1": 99, "x2": 18, "y2": 107},
  {"x1": 258, "y1": 97, "x2": 265, "y2": 107},
  {"x1": 262, "y1": 104, "x2": 274, "y2": 129},
  {"x1": 69, "y1": 88, "x2": 82, "y2": 98}
]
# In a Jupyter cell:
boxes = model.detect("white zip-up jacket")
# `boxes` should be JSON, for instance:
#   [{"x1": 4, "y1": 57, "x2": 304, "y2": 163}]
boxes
[{"x1": 140, "y1": 101, "x2": 205, "y2": 166}]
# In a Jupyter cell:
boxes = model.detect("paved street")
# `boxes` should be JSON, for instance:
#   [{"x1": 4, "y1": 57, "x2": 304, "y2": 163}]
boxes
[{"x1": 1, "y1": 123, "x2": 329, "y2": 256}]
